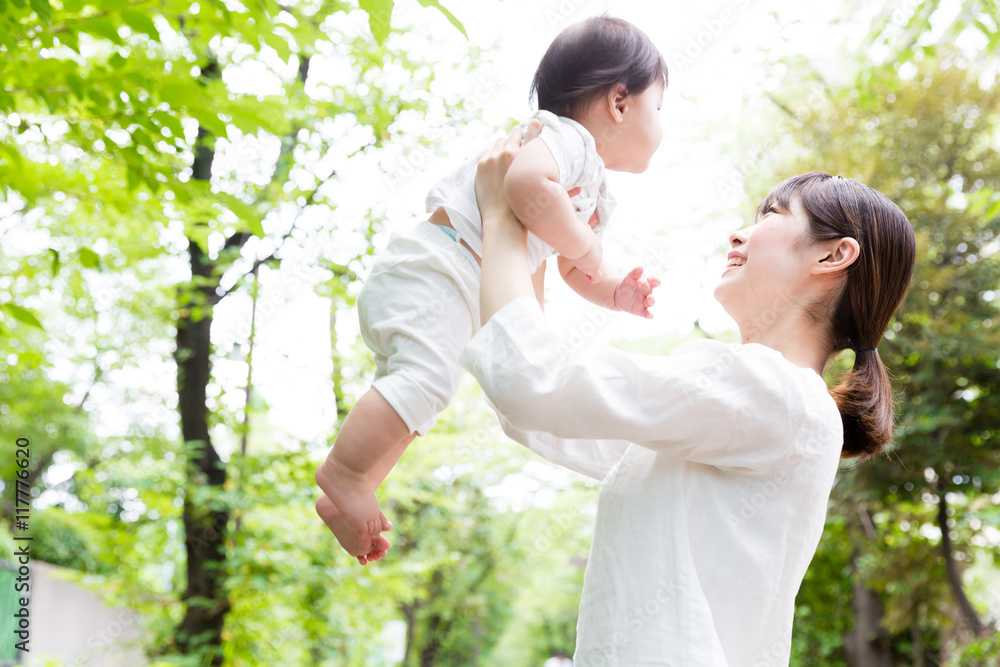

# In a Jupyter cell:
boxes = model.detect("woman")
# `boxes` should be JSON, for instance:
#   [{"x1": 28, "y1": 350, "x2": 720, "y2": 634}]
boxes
[{"x1": 460, "y1": 122, "x2": 915, "y2": 666}]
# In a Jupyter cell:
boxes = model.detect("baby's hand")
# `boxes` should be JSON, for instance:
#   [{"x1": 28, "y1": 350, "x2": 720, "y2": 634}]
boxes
[
  {"x1": 571, "y1": 241, "x2": 603, "y2": 283},
  {"x1": 614, "y1": 267, "x2": 660, "y2": 318}
]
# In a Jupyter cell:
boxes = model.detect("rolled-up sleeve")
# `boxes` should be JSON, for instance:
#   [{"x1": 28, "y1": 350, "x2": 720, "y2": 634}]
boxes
[{"x1": 461, "y1": 298, "x2": 806, "y2": 471}]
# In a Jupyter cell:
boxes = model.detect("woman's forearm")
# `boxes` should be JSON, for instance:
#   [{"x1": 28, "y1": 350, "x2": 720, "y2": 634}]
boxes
[
  {"x1": 474, "y1": 123, "x2": 544, "y2": 325},
  {"x1": 479, "y1": 205, "x2": 535, "y2": 324}
]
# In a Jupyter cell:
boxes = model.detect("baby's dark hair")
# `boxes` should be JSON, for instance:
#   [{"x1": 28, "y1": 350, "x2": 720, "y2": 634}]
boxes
[{"x1": 530, "y1": 16, "x2": 667, "y2": 120}]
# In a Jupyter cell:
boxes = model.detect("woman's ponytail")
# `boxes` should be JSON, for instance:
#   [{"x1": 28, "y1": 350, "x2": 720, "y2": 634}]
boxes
[
  {"x1": 757, "y1": 173, "x2": 916, "y2": 459},
  {"x1": 831, "y1": 349, "x2": 895, "y2": 460}
]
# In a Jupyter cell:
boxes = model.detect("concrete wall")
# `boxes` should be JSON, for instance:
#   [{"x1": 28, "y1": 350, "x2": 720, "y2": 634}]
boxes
[{"x1": 24, "y1": 561, "x2": 147, "y2": 667}]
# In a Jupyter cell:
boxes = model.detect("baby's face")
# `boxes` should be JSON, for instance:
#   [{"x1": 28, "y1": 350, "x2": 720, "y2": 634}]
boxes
[{"x1": 615, "y1": 78, "x2": 665, "y2": 173}]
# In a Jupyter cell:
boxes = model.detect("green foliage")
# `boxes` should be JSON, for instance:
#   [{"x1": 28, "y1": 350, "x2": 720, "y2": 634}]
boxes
[
  {"x1": 743, "y1": 2, "x2": 1000, "y2": 662},
  {"x1": 5, "y1": 0, "x2": 997, "y2": 664},
  {"x1": 790, "y1": 512, "x2": 852, "y2": 666},
  {"x1": 0, "y1": 0, "x2": 520, "y2": 664}
]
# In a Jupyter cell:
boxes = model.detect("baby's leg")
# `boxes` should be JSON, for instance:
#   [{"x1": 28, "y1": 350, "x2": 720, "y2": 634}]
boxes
[
  {"x1": 316, "y1": 421, "x2": 415, "y2": 563},
  {"x1": 319, "y1": 221, "x2": 480, "y2": 559},
  {"x1": 316, "y1": 388, "x2": 411, "y2": 555}
]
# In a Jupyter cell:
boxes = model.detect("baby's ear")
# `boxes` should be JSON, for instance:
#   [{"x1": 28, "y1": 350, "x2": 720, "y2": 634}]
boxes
[{"x1": 608, "y1": 83, "x2": 629, "y2": 121}]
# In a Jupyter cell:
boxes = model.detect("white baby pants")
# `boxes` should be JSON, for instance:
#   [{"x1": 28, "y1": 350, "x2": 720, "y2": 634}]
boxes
[{"x1": 357, "y1": 220, "x2": 481, "y2": 435}]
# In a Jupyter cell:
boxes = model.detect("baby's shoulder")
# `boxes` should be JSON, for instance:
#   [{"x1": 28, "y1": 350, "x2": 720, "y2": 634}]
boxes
[
  {"x1": 524, "y1": 110, "x2": 594, "y2": 153},
  {"x1": 522, "y1": 110, "x2": 602, "y2": 189}
]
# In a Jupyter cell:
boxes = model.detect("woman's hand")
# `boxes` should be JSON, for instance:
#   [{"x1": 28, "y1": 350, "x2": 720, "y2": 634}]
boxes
[
  {"x1": 474, "y1": 119, "x2": 544, "y2": 229},
  {"x1": 475, "y1": 120, "x2": 544, "y2": 325}
]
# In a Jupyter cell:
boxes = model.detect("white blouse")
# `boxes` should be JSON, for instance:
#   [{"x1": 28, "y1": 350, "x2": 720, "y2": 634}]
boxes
[{"x1": 460, "y1": 298, "x2": 843, "y2": 667}]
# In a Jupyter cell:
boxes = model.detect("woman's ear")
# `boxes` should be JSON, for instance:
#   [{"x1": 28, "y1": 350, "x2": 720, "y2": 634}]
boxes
[{"x1": 815, "y1": 237, "x2": 861, "y2": 274}]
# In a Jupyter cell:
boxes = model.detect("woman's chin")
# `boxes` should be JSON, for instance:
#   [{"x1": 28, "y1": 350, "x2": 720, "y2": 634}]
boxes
[{"x1": 712, "y1": 282, "x2": 732, "y2": 310}]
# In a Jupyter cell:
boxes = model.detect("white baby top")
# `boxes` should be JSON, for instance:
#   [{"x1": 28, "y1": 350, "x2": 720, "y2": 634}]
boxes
[
  {"x1": 426, "y1": 110, "x2": 616, "y2": 274},
  {"x1": 460, "y1": 298, "x2": 844, "y2": 667}
]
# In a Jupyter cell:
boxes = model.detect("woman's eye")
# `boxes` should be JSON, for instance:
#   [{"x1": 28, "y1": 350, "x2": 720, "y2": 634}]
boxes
[{"x1": 766, "y1": 205, "x2": 778, "y2": 214}]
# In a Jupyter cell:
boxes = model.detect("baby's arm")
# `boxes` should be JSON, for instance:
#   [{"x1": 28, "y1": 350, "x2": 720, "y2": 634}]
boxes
[
  {"x1": 558, "y1": 257, "x2": 659, "y2": 318},
  {"x1": 503, "y1": 139, "x2": 603, "y2": 282}
]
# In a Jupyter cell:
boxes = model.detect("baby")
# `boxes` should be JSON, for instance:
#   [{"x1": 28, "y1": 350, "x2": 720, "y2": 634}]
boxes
[{"x1": 316, "y1": 16, "x2": 667, "y2": 563}]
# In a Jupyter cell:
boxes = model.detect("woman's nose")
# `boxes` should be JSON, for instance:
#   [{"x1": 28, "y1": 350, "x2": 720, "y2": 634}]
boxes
[{"x1": 729, "y1": 228, "x2": 749, "y2": 247}]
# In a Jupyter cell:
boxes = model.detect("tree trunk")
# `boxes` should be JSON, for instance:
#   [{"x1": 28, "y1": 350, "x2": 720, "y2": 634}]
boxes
[
  {"x1": 171, "y1": 46, "x2": 313, "y2": 665},
  {"x1": 843, "y1": 554, "x2": 893, "y2": 667},
  {"x1": 936, "y1": 478, "x2": 986, "y2": 635},
  {"x1": 175, "y1": 75, "x2": 230, "y2": 661},
  {"x1": 910, "y1": 622, "x2": 925, "y2": 667},
  {"x1": 844, "y1": 508, "x2": 892, "y2": 667},
  {"x1": 175, "y1": 239, "x2": 230, "y2": 664},
  {"x1": 401, "y1": 601, "x2": 418, "y2": 666},
  {"x1": 304, "y1": 582, "x2": 329, "y2": 665},
  {"x1": 330, "y1": 301, "x2": 348, "y2": 422},
  {"x1": 419, "y1": 612, "x2": 442, "y2": 667},
  {"x1": 419, "y1": 571, "x2": 446, "y2": 666},
  {"x1": 471, "y1": 615, "x2": 480, "y2": 667}
]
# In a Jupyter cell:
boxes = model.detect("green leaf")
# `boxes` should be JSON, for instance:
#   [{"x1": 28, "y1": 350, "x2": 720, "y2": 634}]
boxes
[
  {"x1": 1, "y1": 303, "x2": 44, "y2": 330},
  {"x1": 81, "y1": 17, "x2": 125, "y2": 45},
  {"x1": 416, "y1": 0, "x2": 466, "y2": 38},
  {"x1": 65, "y1": 72, "x2": 85, "y2": 99},
  {"x1": 121, "y1": 10, "x2": 160, "y2": 40},
  {"x1": 159, "y1": 82, "x2": 193, "y2": 109},
  {"x1": 79, "y1": 247, "x2": 101, "y2": 269},
  {"x1": 151, "y1": 110, "x2": 185, "y2": 139},
  {"x1": 987, "y1": 198, "x2": 1000, "y2": 221},
  {"x1": 244, "y1": 216, "x2": 264, "y2": 238},
  {"x1": 126, "y1": 166, "x2": 142, "y2": 192},
  {"x1": 357, "y1": 0, "x2": 394, "y2": 44},
  {"x1": 189, "y1": 107, "x2": 228, "y2": 136},
  {"x1": 218, "y1": 194, "x2": 264, "y2": 237},
  {"x1": 29, "y1": 0, "x2": 52, "y2": 24},
  {"x1": 57, "y1": 28, "x2": 81, "y2": 54}
]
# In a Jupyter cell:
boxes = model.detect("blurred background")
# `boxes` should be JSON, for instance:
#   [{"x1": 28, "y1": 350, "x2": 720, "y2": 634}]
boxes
[{"x1": 0, "y1": 0, "x2": 998, "y2": 665}]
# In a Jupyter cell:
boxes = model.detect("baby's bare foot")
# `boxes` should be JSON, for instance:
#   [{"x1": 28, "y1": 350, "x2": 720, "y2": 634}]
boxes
[
  {"x1": 315, "y1": 494, "x2": 391, "y2": 565},
  {"x1": 316, "y1": 458, "x2": 390, "y2": 551}
]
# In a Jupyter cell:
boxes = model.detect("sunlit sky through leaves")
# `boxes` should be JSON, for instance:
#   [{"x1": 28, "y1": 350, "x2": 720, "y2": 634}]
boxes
[
  {"x1": 234, "y1": 0, "x2": 892, "y2": 447},
  {"x1": 31, "y1": 0, "x2": 978, "y2": 494}
]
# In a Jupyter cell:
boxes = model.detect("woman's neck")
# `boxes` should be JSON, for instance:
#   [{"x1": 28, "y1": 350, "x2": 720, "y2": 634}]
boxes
[{"x1": 739, "y1": 313, "x2": 831, "y2": 376}]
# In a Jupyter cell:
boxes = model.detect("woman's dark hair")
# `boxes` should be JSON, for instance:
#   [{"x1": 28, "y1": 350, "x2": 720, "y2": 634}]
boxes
[
  {"x1": 530, "y1": 16, "x2": 667, "y2": 120},
  {"x1": 756, "y1": 172, "x2": 916, "y2": 460}
]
